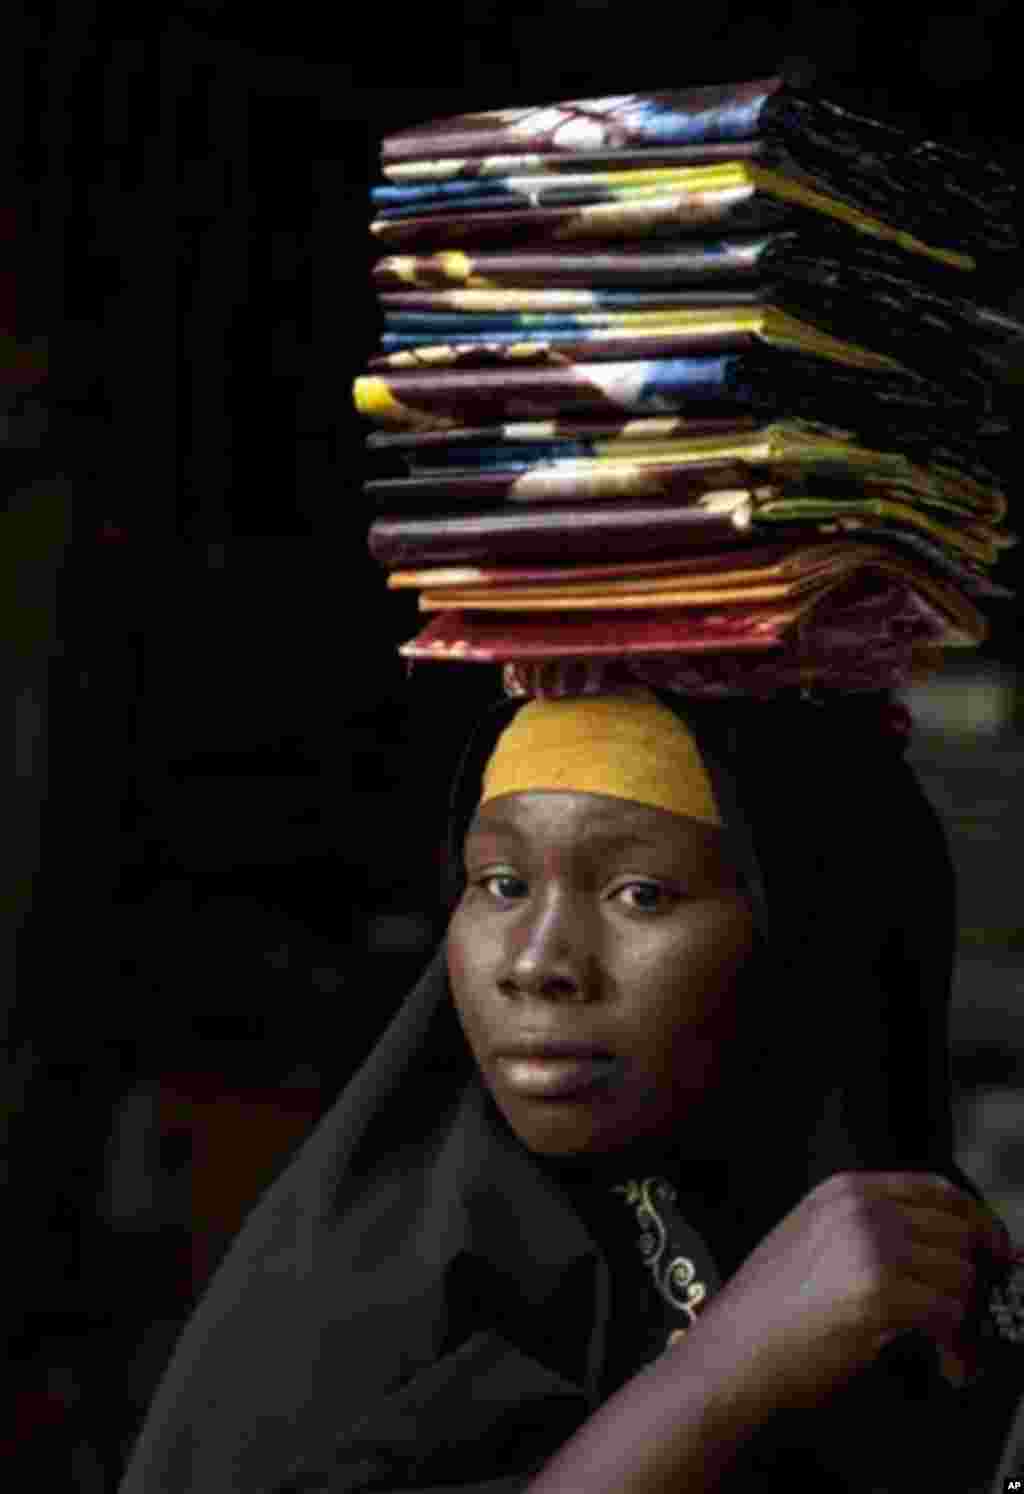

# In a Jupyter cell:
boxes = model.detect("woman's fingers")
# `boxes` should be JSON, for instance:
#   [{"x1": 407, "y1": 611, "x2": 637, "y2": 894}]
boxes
[
  {"x1": 898, "y1": 1244, "x2": 977, "y2": 1298},
  {"x1": 903, "y1": 1204, "x2": 1009, "y2": 1262},
  {"x1": 856, "y1": 1174, "x2": 1008, "y2": 1259}
]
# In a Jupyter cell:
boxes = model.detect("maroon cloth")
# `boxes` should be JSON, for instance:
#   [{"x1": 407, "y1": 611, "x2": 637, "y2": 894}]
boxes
[
  {"x1": 398, "y1": 570, "x2": 956, "y2": 660},
  {"x1": 368, "y1": 502, "x2": 796, "y2": 570}
]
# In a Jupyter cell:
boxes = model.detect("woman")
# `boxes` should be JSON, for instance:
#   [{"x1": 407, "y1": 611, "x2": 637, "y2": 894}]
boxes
[{"x1": 118, "y1": 683, "x2": 1024, "y2": 1492}]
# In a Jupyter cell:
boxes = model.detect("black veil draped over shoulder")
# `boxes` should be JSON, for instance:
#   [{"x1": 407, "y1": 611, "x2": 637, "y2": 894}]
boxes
[{"x1": 119, "y1": 691, "x2": 1024, "y2": 1494}]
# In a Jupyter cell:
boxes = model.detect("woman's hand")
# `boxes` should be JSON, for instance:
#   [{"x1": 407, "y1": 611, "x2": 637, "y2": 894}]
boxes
[{"x1": 684, "y1": 1171, "x2": 1013, "y2": 1415}]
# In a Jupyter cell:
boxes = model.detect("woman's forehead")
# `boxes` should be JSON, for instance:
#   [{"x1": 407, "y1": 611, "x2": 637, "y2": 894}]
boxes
[{"x1": 467, "y1": 790, "x2": 737, "y2": 869}]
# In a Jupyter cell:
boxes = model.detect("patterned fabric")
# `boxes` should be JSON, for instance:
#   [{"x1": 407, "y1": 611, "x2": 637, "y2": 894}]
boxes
[
  {"x1": 502, "y1": 646, "x2": 946, "y2": 702},
  {"x1": 366, "y1": 412, "x2": 1007, "y2": 516},
  {"x1": 354, "y1": 352, "x2": 1009, "y2": 488},
  {"x1": 412, "y1": 549, "x2": 992, "y2": 634},
  {"x1": 368, "y1": 468, "x2": 1011, "y2": 578},
  {"x1": 368, "y1": 169, "x2": 972, "y2": 267},
  {"x1": 367, "y1": 440, "x2": 1009, "y2": 530},
  {"x1": 399, "y1": 589, "x2": 968, "y2": 656},
  {"x1": 378, "y1": 80, "x2": 1017, "y2": 257},
  {"x1": 372, "y1": 226, "x2": 1024, "y2": 408},
  {"x1": 499, "y1": 657, "x2": 928, "y2": 729},
  {"x1": 368, "y1": 306, "x2": 917, "y2": 381},
  {"x1": 607, "y1": 1175, "x2": 720, "y2": 1352},
  {"x1": 386, "y1": 528, "x2": 1007, "y2": 604},
  {"x1": 380, "y1": 81, "x2": 777, "y2": 162},
  {"x1": 355, "y1": 81, "x2": 1018, "y2": 702}
]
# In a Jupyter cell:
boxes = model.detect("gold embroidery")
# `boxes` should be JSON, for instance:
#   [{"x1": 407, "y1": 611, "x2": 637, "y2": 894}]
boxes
[{"x1": 610, "y1": 1176, "x2": 707, "y2": 1344}]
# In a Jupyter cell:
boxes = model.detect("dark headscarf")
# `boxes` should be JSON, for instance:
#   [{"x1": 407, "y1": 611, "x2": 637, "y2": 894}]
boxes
[{"x1": 119, "y1": 690, "x2": 1023, "y2": 1493}]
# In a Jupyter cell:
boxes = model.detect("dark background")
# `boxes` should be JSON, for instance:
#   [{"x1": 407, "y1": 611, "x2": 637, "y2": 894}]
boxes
[{"x1": 7, "y1": 3, "x2": 1023, "y2": 1484}]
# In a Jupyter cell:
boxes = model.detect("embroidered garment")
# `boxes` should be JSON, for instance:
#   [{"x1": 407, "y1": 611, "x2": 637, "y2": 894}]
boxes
[{"x1": 606, "y1": 1174, "x2": 720, "y2": 1352}]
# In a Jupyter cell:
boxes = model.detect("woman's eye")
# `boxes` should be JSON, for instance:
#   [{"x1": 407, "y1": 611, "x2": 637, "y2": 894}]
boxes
[
  {"x1": 475, "y1": 877, "x2": 674, "y2": 911},
  {"x1": 478, "y1": 875, "x2": 527, "y2": 901},
  {"x1": 616, "y1": 882, "x2": 673, "y2": 912}
]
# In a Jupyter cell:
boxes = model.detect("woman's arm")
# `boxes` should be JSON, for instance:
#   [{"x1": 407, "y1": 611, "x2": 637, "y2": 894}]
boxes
[
  {"x1": 525, "y1": 1171, "x2": 1018, "y2": 1493},
  {"x1": 524, "y1": 1317, "x2": 769, "y2": 1494}
]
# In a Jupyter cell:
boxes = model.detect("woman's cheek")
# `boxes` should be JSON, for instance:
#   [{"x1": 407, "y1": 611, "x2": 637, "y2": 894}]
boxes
[
  {"x1": 445, "y1": 915, "x2": 472, "y2": 997},
  {"x1": 447, "y1": 909, "x2": 496, "y2": 1008}
]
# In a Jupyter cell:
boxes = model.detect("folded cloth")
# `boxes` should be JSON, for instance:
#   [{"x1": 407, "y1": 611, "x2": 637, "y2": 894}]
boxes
[
  {"x1": 361, "y1": 412, "x2": 1004, "y2": 510},
  {"x1": 367, "y1": 493, "x2": 1006, "y2": 573},
  {"x1": 368, "y1": 167, "x2": 978, "y2": 267},
  {"x1": 397, "y1": 566, "x2": 980, "y2": 662},
  {"x1": 821, "y1": 529, "x2": 1012, "y2": 600},
  {"x1": 387, "y1": 539, "x2": 813, "y2": 587},
  {"x1": 368, "y1": 304, "x2": 915, "y2": 374},
  {"x1": 365, "y1": 415, "x2": 1007, "y2": 524},
  {"x1": 372, "y1": 241, "x2": 774, "y2": 290},
  {"x1": 386, "y1": 531, "x2": 1012, "y2": 603},
  {"x1": 372, "y1": 234, "x2": 1024, "y2": 406},
  {"x1": 368, "y1": 499, "x2": 777, "y2": 569},
  {"x1": 371, "y1": 459, "x2": 764, "y2": 505},
  {"x1": 500, "y1": 643, "x2": 947, "y2": 700},
  {"x1": 367, "y1": 471, "x2": 1009, "y2": 571},
  {"x1": 403, "y1": 544, "x2": 990, "y2": 683},
  {"x1": 358, "y1": 81, "x2": 1017, "y2": 701},
  {"x1": 366, "y1": 413, "x2": 759, "y2": 453},
  {"x1": 367, "y1": 413, "x2": 759, "y2": 439},
  {"x1": 367, "y1": 462, "x2": 998, "y2": 531},
  {"x1": 745, "y1": 493, "x2": 1009, "y2": 568},
  {"x1": 370, "y1": 456, "x2": 1003, "y2": 533},
  {"x1": 354, "y1": 352, "x2": 1009, "y2": 479},
  {"x1": 378, "y1": 79, "x2": 1017, "y2": 260},
  {"x1": 370, "y1": 430, "x2": 1003, "y2": 505},
  {"x1": 409, "y1": 543, "x2": 992, "y2": 623}
]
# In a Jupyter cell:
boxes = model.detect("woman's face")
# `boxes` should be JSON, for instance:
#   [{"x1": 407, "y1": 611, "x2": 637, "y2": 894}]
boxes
[{"x1": 447, "y1": 790, "x2": 758, "y2": 1160}]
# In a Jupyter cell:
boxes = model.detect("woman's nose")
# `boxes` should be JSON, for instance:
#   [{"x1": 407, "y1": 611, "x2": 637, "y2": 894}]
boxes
[{"x1": 501, "y1": 891, "x2": 594, "y2": 998}]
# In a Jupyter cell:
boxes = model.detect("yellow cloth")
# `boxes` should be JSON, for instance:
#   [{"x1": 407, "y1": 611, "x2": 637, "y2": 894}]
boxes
[{"x1": 479, "y1": 685, "x2": 722, "y2": 827}]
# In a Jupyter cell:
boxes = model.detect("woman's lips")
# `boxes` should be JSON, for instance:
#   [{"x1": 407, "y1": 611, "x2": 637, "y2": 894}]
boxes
[{"x1": 496, "y1": 1055, "x2": 623, "y2": 1099}]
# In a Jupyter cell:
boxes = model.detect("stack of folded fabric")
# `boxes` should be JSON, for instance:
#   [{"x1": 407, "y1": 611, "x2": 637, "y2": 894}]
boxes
[{"x1": 353, "y1": 78, "x2": 1020, "y2": 699}]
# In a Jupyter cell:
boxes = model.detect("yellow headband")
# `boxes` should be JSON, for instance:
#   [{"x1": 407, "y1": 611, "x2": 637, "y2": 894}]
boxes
[{"x1": 479, "y1": 685, "x2": 723, "y2": 828}]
